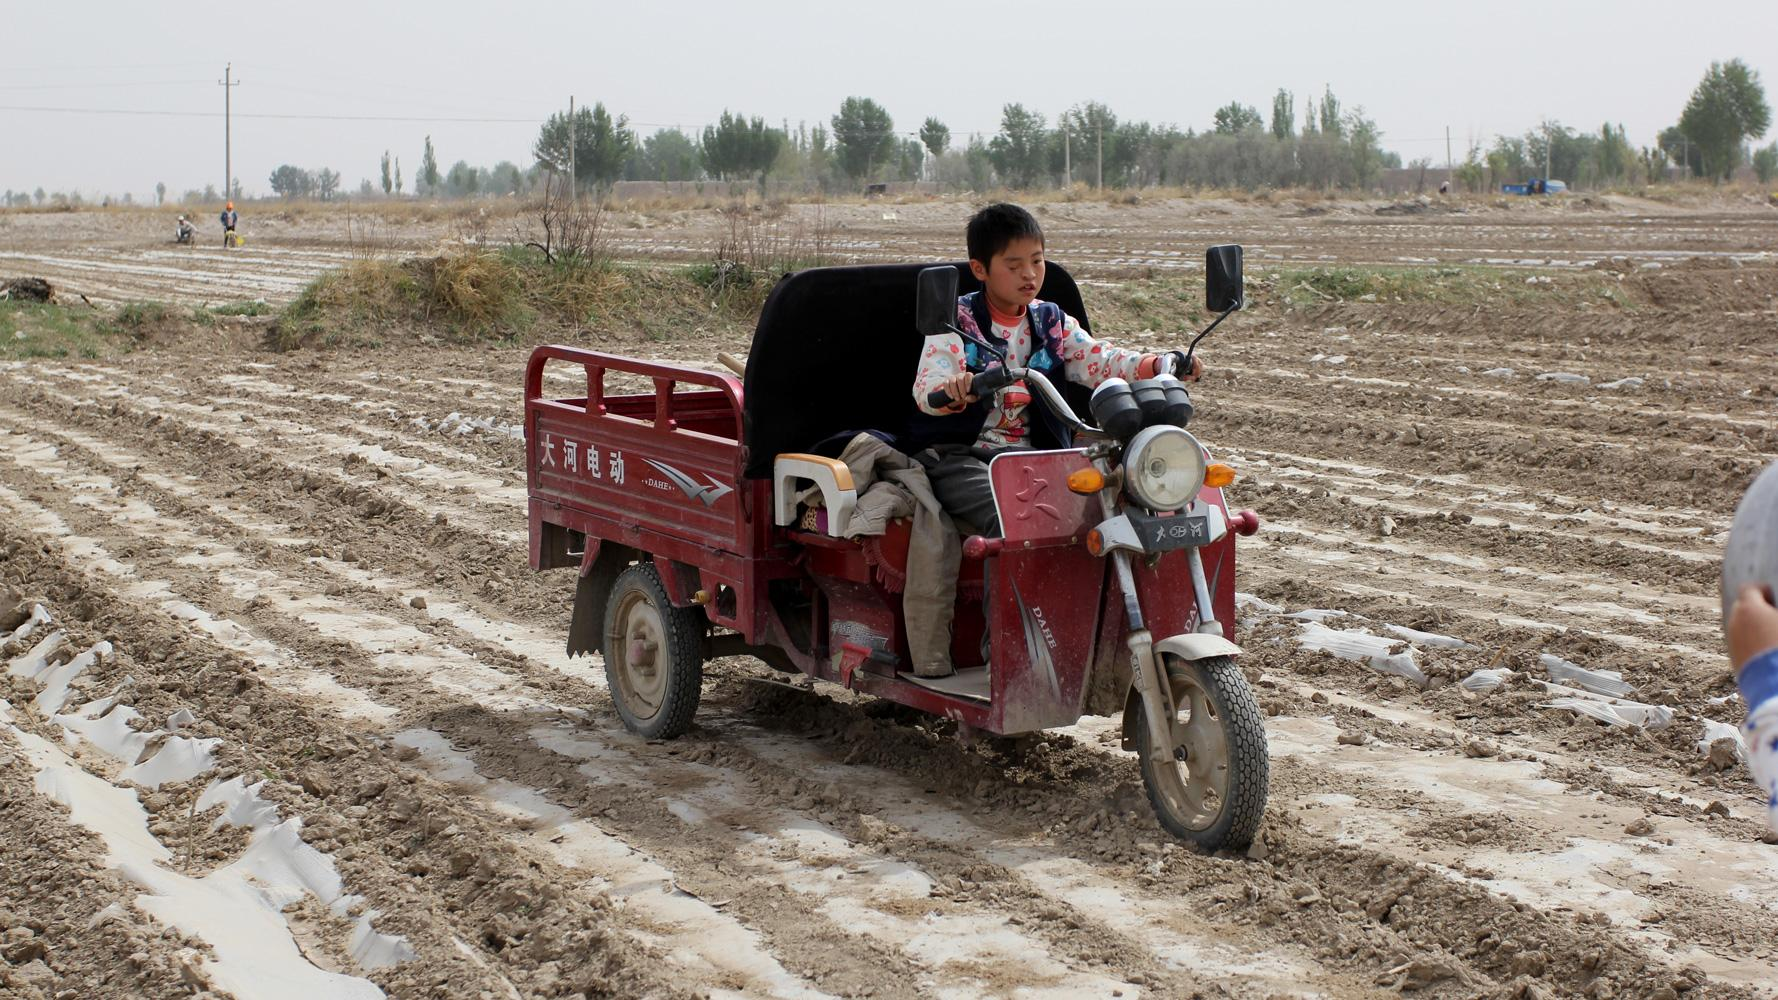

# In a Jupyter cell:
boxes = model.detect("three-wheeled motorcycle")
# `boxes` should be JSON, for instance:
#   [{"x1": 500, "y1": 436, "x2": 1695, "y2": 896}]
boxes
[{"x1": 524, "y1": 248, "x2": 1269, "y2": 849}]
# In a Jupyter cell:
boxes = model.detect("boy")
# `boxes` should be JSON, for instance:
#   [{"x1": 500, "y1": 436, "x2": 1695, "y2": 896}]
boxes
[{"x1": 909, "y1": 202, "x2": 1202, "y2": 538}]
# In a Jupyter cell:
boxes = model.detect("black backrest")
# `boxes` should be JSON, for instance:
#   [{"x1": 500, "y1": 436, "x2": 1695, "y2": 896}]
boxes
[{"x1": 741, "y1": 261, "x2": 1091, "y2": 479}]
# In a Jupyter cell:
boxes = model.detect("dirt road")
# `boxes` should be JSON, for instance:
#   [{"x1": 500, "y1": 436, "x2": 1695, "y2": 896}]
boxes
[{"x1": 3, "y1": 200, "x2": 1778, "y2": 998}]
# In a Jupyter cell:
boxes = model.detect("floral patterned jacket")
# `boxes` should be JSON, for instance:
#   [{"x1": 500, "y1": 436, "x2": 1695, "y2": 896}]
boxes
[{"x1": 908, "y1": 291, "x2": 1156, "y2": 451}]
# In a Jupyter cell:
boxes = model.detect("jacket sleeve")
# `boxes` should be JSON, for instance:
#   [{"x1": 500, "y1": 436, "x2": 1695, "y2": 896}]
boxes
[
  {"x1": 912, "y1": 333, "x2": 968, "y2": 415},
  {"x1": 1056, "y1": 313, "x2": 1156, "y2": 388}
]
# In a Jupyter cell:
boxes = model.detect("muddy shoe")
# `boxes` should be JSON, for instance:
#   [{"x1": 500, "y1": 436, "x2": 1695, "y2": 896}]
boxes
[{"x1": 913, "y1": 661, "x2": 956, "y2": 679}]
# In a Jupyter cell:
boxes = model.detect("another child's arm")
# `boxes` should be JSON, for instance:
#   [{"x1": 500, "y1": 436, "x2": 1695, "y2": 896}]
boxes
[
  {"x1": 1732, "y1": 585, "x2": 1778, "y2": 683},
  {"x1": 1731, "y1": 586, "x2": 1778, "y2": 830}
]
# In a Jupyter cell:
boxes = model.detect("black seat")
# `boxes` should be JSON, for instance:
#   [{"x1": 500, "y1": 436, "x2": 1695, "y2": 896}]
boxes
[{"x1": 741, "y1": 260, "x2": 1092, "y2": 480}]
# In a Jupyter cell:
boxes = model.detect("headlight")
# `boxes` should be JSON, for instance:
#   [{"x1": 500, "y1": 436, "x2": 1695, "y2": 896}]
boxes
[{"x1": 1123, "y1": 426, "x2": 1206, "y2": 511}]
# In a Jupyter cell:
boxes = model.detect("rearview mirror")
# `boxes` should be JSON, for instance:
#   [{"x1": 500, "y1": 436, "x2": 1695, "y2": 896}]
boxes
[
  {"x1": 915, "y1": 265, "x2": 959, "y2": 338},
  {"x1": 1206, "y1": 245, "x2": 1244, "y2": 313}
]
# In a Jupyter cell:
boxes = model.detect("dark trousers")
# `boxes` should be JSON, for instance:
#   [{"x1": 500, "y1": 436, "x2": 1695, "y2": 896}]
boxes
[{"x1": 915, "y1": 444, "x2": 1004, "y2": 538}]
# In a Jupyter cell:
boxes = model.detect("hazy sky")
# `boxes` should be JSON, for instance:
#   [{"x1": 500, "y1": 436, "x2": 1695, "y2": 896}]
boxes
[{"x1": 5, "y1": 0, "x2": 1775, "y2": 200}]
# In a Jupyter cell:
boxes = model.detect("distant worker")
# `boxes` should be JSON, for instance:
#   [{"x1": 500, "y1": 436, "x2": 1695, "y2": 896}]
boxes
[
  {"x1": 175, "y1": 214, "x2": 196, "y2": 244},
  {"x1": 219, "y1": 201, "x2": 239, "y2": 248},
  {"x1": 1438, "y1": 179, "x2": 1450, "y2": 196}
]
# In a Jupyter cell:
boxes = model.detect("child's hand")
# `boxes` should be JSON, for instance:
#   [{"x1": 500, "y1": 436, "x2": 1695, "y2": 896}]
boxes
[
  {"x1": 1730, "y1": 584, "x2": 1778, "y2": 672},
  {"x1": 937, "y1": 372, "x2": 976, "y2": 413},
  {"x1": 1161, "y1": 350, "x2": 1205, "y2": 382}
]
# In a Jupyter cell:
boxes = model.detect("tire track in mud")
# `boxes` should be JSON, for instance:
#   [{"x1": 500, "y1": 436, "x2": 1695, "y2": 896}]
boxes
[
  {"x1": 1067, "y1": 690, "x2": 1778, "y2": 979},
  {"x1": 6, "y1": 357, "x2": 1770, "y2": 989}
]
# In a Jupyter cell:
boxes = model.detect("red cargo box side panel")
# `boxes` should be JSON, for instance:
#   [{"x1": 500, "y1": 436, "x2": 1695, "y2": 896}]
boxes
[{"x1": 525, "y1": 348, "x2": 749, "y2": 556}]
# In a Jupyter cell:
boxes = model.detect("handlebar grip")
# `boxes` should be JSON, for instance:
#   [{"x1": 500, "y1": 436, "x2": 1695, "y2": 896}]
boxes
[
  {"x1": 926, "y1": 366, "x2": 1014, "y2": 411},
  {"x1": 974, "y1": 366, "x2": 1014, "y2": 395}
]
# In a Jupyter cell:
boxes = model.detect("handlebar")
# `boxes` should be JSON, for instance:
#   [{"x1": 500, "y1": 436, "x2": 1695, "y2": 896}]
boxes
[
  {"x1": 926, "y1": 364, "x2": 1016, "y2": 410},
  {"x1": 926, "y1": 364, "x2": 1099, "y2": 438}
]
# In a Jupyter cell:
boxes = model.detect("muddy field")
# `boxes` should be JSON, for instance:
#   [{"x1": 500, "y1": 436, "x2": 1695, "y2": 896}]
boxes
[{"x1": 3, "y1": 198, "x2": 1778, "y2": 999}]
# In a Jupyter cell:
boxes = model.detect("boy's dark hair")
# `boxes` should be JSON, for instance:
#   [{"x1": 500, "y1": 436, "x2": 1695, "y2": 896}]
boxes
[{"x1": 966, "y1": 202, "x2": 1044, "y2": 266}]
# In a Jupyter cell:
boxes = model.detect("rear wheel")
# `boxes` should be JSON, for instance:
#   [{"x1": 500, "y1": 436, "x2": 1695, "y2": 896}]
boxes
[
  {"x1": 603, "y1": 564, "x2": 704, "y2": 739},
  {"x1": 1136, "y1": 655, "x2": 1268, "y2": 851}
]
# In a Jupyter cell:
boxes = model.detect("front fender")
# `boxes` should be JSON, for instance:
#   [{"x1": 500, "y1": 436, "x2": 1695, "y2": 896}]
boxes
[
  {"x1": 1154, "y1": 633, "x2": 1242, "y2": 662},
  {"x1": 1119, "y1": 632, "x2": 1245, "y2": 750}
]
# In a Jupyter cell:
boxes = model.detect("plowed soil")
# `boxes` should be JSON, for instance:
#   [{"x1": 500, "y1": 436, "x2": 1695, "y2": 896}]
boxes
[{"x1": 2, "y1": 196, "x2": 1776, "y2": 999}]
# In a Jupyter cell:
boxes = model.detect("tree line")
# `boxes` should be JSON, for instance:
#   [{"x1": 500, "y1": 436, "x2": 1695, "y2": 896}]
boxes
[
  {"x1": 332, "y1": 58, "x2": 1763, "y2": 202},
  {"x1": 1445, "y1": 58, "x2": 1773, "y2": 192},
  {"x1": 5, "y1": 57, "x2": 1767, "y2": 208},
  {"x1": 511, "y1": 89, "x2": 1402, "y2": 195}
]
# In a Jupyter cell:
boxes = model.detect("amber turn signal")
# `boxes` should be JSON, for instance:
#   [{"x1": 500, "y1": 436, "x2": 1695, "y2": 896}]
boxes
[
  {"x1": 1085, "y1": 528, "x2": 1105, "y2": 556},
  {"x1": 1204, "y1": 463, "x2": 1236, "y2": 488},
  {"x1": 1067, "y1": 468, "x2": 1106, "y2": 494}
]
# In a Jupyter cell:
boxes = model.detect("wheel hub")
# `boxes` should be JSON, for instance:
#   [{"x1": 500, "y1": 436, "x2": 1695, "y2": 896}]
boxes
[
  {"x1": 1152, "y1": 666, "x2": 1231, "y2": 831},
  {"x1": 613, "y1": 594, "x2": 668, "y2": 716}
]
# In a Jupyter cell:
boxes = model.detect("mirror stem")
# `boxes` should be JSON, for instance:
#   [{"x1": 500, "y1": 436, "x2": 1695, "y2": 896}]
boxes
[
  {"x1": 946, "y1": 323, "x2": 1009, "y2": 363},
  {"x1": 1182, "y1": 304, "x2": 1238, "y2": 374}
]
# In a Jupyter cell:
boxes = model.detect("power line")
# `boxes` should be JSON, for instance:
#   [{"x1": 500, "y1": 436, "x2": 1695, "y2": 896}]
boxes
[
  {"x1": 0, "y1": 60, "x2": 216, "y2": 74},
  {"x1": 0, "y1": 80, "x2": 213, "y2": 90},
  {"x1": 0, "y1": 103, "x2": 540, "y2": 124},
  {"x1": 0, "y1": 102, "x2": 934, "y2": 138}
]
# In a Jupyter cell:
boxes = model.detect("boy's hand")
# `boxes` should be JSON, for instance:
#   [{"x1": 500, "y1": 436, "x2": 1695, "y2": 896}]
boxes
[
  {"x1": 937, "y1": 371, "x2": 976, "y2": 413},
  {"x1": 1729, "y1": 584, "x2": 1778, "y2": 672},
  {"x1": 1163, "y1": 350, "x2": 1205, "y2": 382}
]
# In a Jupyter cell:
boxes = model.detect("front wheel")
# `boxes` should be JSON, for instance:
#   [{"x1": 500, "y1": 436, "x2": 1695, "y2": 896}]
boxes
[
  {"x1": 1136, "y1": 655, "x2": 1268, "y2": 851},
  {"x1": 602, "y1": 563, "x2": 705, "y2": 739}
]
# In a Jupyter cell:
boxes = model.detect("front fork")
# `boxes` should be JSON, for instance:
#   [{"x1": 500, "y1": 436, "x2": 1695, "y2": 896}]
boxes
[{"x1": 1112, "y1": 543, "x2": 1222, "y2": 768}]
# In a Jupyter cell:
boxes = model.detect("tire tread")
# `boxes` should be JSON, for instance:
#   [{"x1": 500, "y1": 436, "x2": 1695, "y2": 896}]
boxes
[
  {"x1": 603, "y1": 563, "x2": 705, "y2": 740},
  {"x1": 1139, "y1": 655, "x2": 1269, "y2": 851}
]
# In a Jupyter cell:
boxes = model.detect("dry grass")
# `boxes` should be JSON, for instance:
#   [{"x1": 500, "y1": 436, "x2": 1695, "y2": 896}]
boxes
[
  {"x1": 422, "y1": 252, "x2": 525, "y2": 329},
  {"x1": 275, "y1": 259, "x2": 422, "y2": 348}
]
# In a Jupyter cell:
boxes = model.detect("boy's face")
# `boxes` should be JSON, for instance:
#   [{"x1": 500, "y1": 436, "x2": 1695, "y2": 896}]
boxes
[{"x1": 970, "y1": 236, "x2": 1045, "y2": 314}]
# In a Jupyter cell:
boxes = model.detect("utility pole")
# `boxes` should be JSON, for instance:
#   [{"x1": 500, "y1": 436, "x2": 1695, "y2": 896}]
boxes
[
  {"x1": 1063, "y1": 122, "x2": 1071, "y2": 186},
  {"x1": 567, "y1": 95, "x2": 576, "y2": 199},
  {"x1": 218, "y1": 63, "x2": 240, "y2": 202},
  {"x1": 1445, "y1": 126, "x2": 1452, "y2": 175},
  {"x1": 1095, "y1": 122, "x2": 1103, "y2": 189}
]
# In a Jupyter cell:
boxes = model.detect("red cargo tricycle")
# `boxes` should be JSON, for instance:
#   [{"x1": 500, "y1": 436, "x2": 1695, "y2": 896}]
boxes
[{"x1": 525, "y1": 249, "x2": 1269, "y2": 849}]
